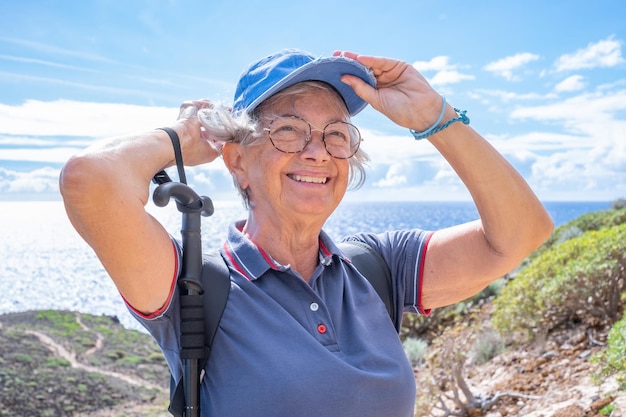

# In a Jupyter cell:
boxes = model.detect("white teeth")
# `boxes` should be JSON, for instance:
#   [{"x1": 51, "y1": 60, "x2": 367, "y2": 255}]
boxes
[{"x1": 291, "y1": 174, "x2": 327, "y2": 184}]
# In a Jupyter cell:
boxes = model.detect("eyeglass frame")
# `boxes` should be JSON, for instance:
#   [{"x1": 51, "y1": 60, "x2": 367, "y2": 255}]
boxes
[{"x1": 262, "y1": 115, "x2": 363, "y2": 159}]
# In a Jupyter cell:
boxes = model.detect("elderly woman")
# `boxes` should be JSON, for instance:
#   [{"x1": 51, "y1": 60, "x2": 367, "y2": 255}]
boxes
[{"x1": 60, "y1": 49, "x2": 553, "y2": 417}]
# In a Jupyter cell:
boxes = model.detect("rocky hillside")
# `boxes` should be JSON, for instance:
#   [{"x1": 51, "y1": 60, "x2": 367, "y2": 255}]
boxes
[
  {"x1": 0, "y1": 310, "x2": 170, "y2": 417},
  {"x1": 1, "y1": 308, "x2": 623, "y2": 417},
  {"x1": 420, "y1": 303, "x2": 625, "y2": 417}
]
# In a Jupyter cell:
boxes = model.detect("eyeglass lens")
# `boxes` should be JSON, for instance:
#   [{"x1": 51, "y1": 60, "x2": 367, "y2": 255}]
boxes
[{"x1": 267, "y1": 116, "x2": 361, "y2": 159}]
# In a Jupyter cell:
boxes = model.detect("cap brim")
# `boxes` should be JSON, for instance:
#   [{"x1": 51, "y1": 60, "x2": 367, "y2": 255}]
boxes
[{"x1": 245, "y1": 56, "x2": 376, "y2": 117}]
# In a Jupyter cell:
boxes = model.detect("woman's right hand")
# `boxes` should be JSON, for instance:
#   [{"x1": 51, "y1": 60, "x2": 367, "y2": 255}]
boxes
[{"x1": 173, "y1": 99, "x2": 222, "y2": 166}]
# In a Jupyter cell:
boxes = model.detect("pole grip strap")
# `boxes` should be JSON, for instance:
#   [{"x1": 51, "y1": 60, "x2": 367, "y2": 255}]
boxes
[{"x1": 153, "y1": 127, "x2": 187, "y2": 184}]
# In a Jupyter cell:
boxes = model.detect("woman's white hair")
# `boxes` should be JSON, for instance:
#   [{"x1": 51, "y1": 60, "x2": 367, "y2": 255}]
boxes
[{"x1": 198, "y1": 81, "x2": 369, "y2": 208}]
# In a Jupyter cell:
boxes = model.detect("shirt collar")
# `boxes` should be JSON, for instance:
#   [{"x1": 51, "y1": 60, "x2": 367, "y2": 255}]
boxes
[{"x1": 221, "y1": 220, "x2": 345, "y2": 281}]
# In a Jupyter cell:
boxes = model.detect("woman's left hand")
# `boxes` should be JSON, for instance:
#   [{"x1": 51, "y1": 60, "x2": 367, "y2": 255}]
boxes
[{"x1": 334, "y1": 51, "x2": 443, "y2": 131}]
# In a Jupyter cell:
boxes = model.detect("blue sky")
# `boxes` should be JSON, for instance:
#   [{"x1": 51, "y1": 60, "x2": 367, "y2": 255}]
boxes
[{"x1": 1, "y1": 0, "x2": 625, "y2": 202}]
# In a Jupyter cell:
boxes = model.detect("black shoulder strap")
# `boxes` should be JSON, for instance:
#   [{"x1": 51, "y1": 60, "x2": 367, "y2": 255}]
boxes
[
  {"x1": 200, "y1": 251, "x2": 231, "y2": 349},
  {"x1": 337, "y1": 240, "x2": 397, "y2": 330},
  {"x1": 169, "y1": 251, "x2": 231, "y2": 417}
]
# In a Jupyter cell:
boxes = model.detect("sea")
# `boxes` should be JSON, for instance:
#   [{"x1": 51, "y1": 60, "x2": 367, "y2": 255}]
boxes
[{"x1": 0, "y1": 199, "x2": 612, "y2": 331}]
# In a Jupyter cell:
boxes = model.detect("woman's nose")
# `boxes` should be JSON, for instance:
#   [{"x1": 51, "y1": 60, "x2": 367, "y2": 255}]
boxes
[{"x1": 301, "y1": 130, "x2": 330, "y2": 160}]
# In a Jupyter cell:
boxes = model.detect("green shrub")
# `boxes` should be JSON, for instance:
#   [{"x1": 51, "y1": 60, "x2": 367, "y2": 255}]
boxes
[
  {"x1": 611, "y1": 198, "x2": 626, "y2": 210},
  {"x1": 592, "y1": 314, "x2": 626, "y2": 390},
  {"x1": 118, "y1": 355, "x2": 145, "y2": 366},
  {"x1": 600, "y1": 404, "x2": 616, "y2": 415},
  {"x1": 493, "y1": 223, "x2": 626, "y2": 340},
  {"x1": 402, "y1": 337, "x2": 428, "y2": 366},
  {"x1": 555, "y1": 225, "x2": 584, "y2": 243},
  {"x1": 400, "y1": 308, "x2": 445, "y2": 341},
  {"x1": 469, "y1": 329, "x2": 504, "y2": 365},
  {"x1": 13, "y1": 353, "x2": 33, "y2": 364},
  {"x1": 44, "y1": 357, "x2": 71, "y2": 368},
  {"x1": 36, "y1": 310, "x2": 81, "y2": 336},
  {"x1": 400, "y1": 280, "x2": 502, "y2": 341},
  {"x1": 530, "y1": 208, "x2": 626, "y2": 261}
]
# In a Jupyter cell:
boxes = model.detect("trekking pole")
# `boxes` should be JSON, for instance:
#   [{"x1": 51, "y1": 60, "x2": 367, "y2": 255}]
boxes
[{"x1": 153, "y1": 179, "x2": 214, "y2": 417}]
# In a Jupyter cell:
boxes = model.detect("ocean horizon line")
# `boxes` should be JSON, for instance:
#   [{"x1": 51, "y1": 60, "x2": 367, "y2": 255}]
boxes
[{"x1": 0, "y1": 195, "x2": 617, "y2": 204}]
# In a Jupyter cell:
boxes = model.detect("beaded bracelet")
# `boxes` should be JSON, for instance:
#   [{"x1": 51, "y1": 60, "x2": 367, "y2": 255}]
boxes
[{"x1": 410, "y1": 96, "x2": 470, "y2": 140}]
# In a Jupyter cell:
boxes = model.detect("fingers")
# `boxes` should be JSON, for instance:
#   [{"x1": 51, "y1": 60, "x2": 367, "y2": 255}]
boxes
[
  {"x1": 333, "y1": 50, "x2": 359, "y2": 60},
  {"x1": 333, "y1": 50, "x2": 380, "y2": 72},
  {"x1": 340, "y1": 73, "x2": 378, "y2": 105},
  {"x1": 333, "y1": 51, "x2": 379, "y2": 106},
  {"x1": 334, "y1": 51, "x2": 408, "y2": 85},
  {"x1": 178, "y1": 99, "x2": 213, "y2": 120},
  {"x1": 180, "y1": 99, "x2": 212, "y2": 109}
]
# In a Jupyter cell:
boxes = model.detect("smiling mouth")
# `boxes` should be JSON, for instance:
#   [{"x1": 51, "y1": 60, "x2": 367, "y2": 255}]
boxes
[{"x1": 289, "y1": 174, "x2": 329, "y2": 184}]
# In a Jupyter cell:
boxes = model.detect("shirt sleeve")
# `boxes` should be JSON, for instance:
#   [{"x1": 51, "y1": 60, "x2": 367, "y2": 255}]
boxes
[
  {"x1": 121, "y1": 236, "x2": 184, "y2": 382},
  {"x1": 345, "y1": 229, "x2": 434, "y2": 317}
]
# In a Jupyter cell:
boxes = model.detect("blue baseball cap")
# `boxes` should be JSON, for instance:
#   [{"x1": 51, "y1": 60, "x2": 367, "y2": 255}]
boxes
[{"x1": 232, "y1": 49, "x2": 376, "y2": 116}]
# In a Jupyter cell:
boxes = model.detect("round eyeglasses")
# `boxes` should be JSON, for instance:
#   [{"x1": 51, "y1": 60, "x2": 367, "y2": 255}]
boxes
[{"x1": 263, "y1": 116, "x2": 362, "y2": 159}]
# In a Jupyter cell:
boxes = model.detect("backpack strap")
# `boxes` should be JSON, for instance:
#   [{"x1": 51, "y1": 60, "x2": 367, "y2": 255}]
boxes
[
  {"x1": 169, "y1": 251, "x2": 231, "y2": 417},
  {"x1": 338, "y1": 240, "x2": 398, "y2": 331},
  {"x1": 199, "y1": 251, "x2": 231, "y2": 352}
]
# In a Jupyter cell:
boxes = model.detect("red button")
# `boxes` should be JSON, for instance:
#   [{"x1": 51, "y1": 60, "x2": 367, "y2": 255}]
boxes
[{"x1": 317, "y1": 324, "x2": 327, "y2": 334}]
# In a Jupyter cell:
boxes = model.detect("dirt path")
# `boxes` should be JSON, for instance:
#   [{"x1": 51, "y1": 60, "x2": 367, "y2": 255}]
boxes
[
  {"x1": 0, "y1": 310, "x2": 170, "y2": 416},
  {"x1": 24, "y1": 328, "x2": 165, "y2": 392}
]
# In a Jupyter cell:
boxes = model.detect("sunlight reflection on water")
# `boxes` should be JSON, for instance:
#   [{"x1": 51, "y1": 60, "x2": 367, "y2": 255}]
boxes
[{"x1": 0, "y1": 199, "x2": 610, "y2": 330}]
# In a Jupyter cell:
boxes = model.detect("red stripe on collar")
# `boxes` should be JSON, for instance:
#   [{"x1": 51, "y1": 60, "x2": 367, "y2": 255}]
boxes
[
  {"x1": 319, "y1": 239, "x2": 332, "y2": 258},
  {"x1": 223, "y1": 241, "x2": 253, "y2": 281}
]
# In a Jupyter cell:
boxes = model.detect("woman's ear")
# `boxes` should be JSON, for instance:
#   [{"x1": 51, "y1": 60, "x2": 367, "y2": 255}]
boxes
[{"x1": 221, "y1": 142, "x2": 249, "y2": 190}]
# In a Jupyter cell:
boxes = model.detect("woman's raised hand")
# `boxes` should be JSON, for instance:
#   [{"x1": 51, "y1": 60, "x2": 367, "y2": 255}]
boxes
[
  {"x1": 174, "y1": 99, "x2": 222, "y2": 166},
  {"x1": 334, "y1": 51, "x2": 443, "y2": 132}
]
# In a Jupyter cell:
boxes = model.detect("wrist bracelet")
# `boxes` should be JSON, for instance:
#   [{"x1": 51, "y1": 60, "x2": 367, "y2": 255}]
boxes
[{"x1": 410, "y1": 98, "x2": 470, "y2": 141}]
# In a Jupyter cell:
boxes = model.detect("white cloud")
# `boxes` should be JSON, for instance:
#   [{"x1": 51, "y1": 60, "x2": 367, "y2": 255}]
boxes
[
  {"x1": 0, "y1": 167, "x2": 60, "y2": 193},
  {"x1": 0, "y1": 100, "x2": 178, "y2": 137},
  {"x1": 359, "y1": 129, "x2": 439, "y2": 163},
  {"x1": 184, "y1": 164, "x2": 235, "y2": 192},
  {"x1": 471, "y1": 89, "x2": 553, "y2": 103},
  {"x1": 530, "y1": 147, "x2": 626, "y2": 198},
  {"x1": 554, "y1": 75, "x2": 585, "y2": 93},
  {"x1": 0, "y1": 147, "x2": 80, "y2": 164},
  {"x1": 413, "y1": 56, "x2": 454, "y2": 72},
  {"x1": 555, "y1": 37, "x2": 625, "y2": 71},
  {"x1": 351, "y1": 95, "x2": 626, "y2": 199},
  {"x1": 0, "y1": 71, "x2": 175, "y2": 102},
  {"x1": 430, "y1": 70, "x2": 475, "y2": 86},
  {"x1": 0, "y1": 135, "x2": 92, "y2": 147},
  {"x1": 510, "y1": 88, "x2": 626, "y2": 135},
  {"x1": 487, "y1": 131, "x2": 592, "y2": 153},
  {"x1": 590, "y1": 138, "x2": 626, "y2": 171},
  {"x1": 484, "y1": 52, "x2": 540, "y2": 81},
  {"x1": 1, "y1": 90, "x2": 624, "y2": 202},
  {"x1": 373, "y1": 163, "x2": 408, "y2": 188},
  {"x1": 412, "y1": 56, "x2": 475, "y2": 86},
  {"x1": 502, "y1": 87, "x2": 626, "y2": 200},
  {"x1": 422, "y1": 79, "x2": 625, "y2": 201}
]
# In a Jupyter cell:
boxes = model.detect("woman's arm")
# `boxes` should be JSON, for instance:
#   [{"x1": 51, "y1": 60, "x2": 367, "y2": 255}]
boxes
[
  {"x1": 420, "y1": 108, "x2": 553, "y2": 308},
  {"x1": 338, "y1": 52, "x2": 554, "y2": 309},
  {"x1": 59, "y1": 101, "x2": 219, "y2": 314}
]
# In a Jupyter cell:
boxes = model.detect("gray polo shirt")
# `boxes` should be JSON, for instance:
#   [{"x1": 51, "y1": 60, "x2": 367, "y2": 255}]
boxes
[{"x1": 131, "y1": 221, "x2": 432, "y2": 417}]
